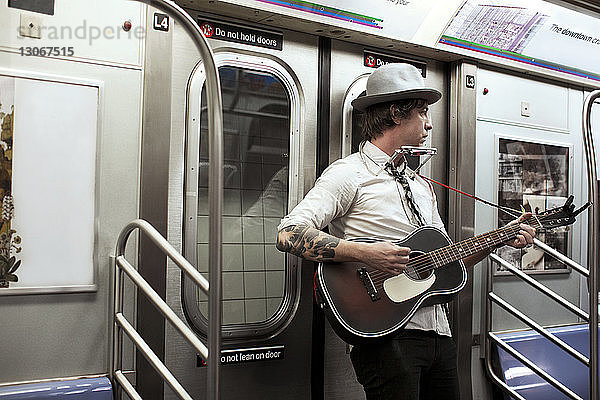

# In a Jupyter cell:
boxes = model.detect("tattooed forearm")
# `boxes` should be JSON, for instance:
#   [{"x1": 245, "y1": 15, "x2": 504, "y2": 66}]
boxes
[{"x1": 276, "y1": 225, "x2": 340, "y2": 261}]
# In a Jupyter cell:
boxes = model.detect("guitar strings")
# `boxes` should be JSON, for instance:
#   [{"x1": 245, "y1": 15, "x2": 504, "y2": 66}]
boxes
[
  {"x1": 373, "y1": 224, "x2": 525, "y2": 276},
  {"x1": 368, "y1": 226, "x2": 537, "y2": 286},
  {"x1": 365, "y1": 218, "x2": 546, "y2": 286},
  {"x1": 368, "y1": 223, "x2": 529, "y2": 285}
]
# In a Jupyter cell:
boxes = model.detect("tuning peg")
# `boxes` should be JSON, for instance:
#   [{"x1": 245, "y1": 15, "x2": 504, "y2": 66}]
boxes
[
  {"x1": 565, "y1": 195, "x2": 574, "y2": 208},
  {"x1": 573, "y1": 202, "x2": 592, "y2": 217}
]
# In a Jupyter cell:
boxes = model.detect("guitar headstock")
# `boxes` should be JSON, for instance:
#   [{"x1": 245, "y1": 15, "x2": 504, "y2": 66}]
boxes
[{"x1": 535, "y1": 195, "x2": 591, "y2": 231}]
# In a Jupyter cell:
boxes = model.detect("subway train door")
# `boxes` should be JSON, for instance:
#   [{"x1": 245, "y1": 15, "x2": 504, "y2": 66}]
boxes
[
  {"x1": 165, "y1": 14, "x2": 319, "y2": 400},
  {"x1": 324, "y1": 39, "x2": 449, "y2": 399},
  {"x1": 471, "y1": 68, "x2": 588, "y2": 398},
  {"x1": 473, "y1": 68, "x2": 587, "y2": 331}
]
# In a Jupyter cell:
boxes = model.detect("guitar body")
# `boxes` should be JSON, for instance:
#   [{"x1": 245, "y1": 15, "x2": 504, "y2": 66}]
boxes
[{"x1": 316, "y1": 226, "x2": 467, "y2": 345}]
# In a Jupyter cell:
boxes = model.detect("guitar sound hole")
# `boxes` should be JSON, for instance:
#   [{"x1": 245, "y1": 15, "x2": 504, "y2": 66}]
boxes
[{"x1": 405, "y1": 250, "x2": 433, "y2": 281}]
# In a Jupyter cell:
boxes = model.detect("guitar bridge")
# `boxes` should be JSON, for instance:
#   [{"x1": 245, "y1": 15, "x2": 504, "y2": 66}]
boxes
[{"x1": 357, "y1": 267, "x2": 381, "y2": 302}]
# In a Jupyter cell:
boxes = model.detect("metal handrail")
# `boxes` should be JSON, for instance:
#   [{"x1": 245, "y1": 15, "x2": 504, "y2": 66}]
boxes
[
  {"x1": 484, "y1": 91, "x2": 599, "y2": 400},
  {"x1": 115, "y1": 313, "x2": 193, "y2": 400},
  {"x1": 490, "y1": 254, "x2": 588, "y2": 321},
  {"x1": 583, "y1": 90, "x2": 599, "y2": 400},
  {"x1": 112, "y1": 1, "x2": 223, "y2": 399},
  {"x1": 488, "y1": 292, "x2": 588, "y2": 366},
  {"x1": 533, "y1": 238, "x2": 588, "y2": 277},
  {"x1": 489, "y1": 332, "x2": 583, "y2": 400},
  {"x1": 485, "y1": 252, "x2": 590, "y2": 400},
  {"x1": 112, "y1": 220, "x2": 210, "y2": 400}
]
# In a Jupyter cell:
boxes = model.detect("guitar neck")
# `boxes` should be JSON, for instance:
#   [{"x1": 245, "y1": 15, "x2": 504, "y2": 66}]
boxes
[{"x1": 417, "y1": 220, "x2": 540, "y2": 268}]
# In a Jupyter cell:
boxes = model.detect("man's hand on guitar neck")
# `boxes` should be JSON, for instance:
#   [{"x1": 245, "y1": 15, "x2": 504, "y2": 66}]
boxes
[
  {"x1": 504, "y1": 212, "x2": 537, "y2": 249},
  {"x1": 276, "y1": 224, "x2": 409, "y2": 276},
  {"x1": 463, "y1": 212, "x2": 537, "y2": 268}
]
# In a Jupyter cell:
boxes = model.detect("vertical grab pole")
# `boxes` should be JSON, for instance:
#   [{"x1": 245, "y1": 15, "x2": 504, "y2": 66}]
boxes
[
  {"x1": 484, "y1": 251, "x2": 494, "y2": 378},
  {"x1": 112, "y1": 255, "x2": 124, "y2": 399},
  {"x1": 124, "y1": 1, "x2": 223, "y2": 398},
  {"x1": 583, "y1": 90, "x2": 599, "y2": 400}
]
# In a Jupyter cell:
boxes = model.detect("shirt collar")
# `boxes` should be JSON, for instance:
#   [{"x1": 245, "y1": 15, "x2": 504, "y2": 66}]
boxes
[
  {"x1": 362, "y1": 140, "x2": 390, "y2": 165},
  {"x1": 362, "y1": 141, "x2": 414, "y2": 176}
]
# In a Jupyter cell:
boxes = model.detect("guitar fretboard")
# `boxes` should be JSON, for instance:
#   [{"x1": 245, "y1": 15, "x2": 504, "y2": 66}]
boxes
[{"x1": 409, "y1": 220, "x2": 541, "y2": 269}]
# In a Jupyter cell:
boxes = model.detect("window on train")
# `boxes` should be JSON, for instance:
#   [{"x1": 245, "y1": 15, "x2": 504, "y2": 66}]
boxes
[
  {"x1": 197, "y1": 66, "x2": 290, "y2": 324},
  {"x1": 350, "y1": 91, "x2": 365, "y2": 154}
]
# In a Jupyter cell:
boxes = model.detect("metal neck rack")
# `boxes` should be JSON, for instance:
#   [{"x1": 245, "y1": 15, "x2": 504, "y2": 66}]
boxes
[
  {"x1": 484, "y1": 89, "x2": 600, "y2": 400},
  {"x1": 110, "y1": 1, "x2": 223, "y2": 399}
]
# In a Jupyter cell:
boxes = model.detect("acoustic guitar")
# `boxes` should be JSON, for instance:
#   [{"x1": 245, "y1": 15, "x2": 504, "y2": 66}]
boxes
[{"x1": 315, "y1": 196, "x2": 589, "y2": 345}]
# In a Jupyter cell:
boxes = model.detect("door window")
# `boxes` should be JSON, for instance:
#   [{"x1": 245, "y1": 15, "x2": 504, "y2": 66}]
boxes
[{"x1": 184, "y1": 58, "x2": 301, "y2": 339}]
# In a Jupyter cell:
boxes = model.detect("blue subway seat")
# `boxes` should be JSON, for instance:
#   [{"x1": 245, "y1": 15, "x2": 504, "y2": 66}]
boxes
[
  {"x1": 0, "y1": 377, "x2": 112, "y2": 400},
  {"x1": 493, "y1": 323, "x2": 592, "y2": 400}
]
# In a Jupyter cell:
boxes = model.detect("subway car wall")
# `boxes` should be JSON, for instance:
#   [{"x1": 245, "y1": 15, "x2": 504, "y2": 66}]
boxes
[{"x1": 0, "y1": 1, "x2": 599, "y2": 400}]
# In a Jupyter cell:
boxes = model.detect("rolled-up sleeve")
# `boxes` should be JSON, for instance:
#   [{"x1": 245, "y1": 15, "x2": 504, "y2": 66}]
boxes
[{"x1": 278, "y1": 161, "x2": 358, "y2": 231}]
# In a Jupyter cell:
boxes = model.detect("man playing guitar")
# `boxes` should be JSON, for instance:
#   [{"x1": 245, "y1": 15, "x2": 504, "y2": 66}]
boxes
[{"x1": 276, "y1": 63, "x2": 536, "y2": 400}]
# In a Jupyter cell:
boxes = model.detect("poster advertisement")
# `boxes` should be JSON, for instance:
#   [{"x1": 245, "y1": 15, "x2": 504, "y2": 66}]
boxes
[
  {"x1": 495, "y1": 138, "x2": 570, "y2": 275},
  {"x1": 0, "y1": 72, "x2": 98, "y2": 294},
  {"x1": 440, "y1": 0, "x2": 600, "y2": 81},
  {"x1": 219, "y1": 0, "x2": 461, "y2": 43},
  {"x1": 0, "y1": 76, "x2": 21, "y2": 288}
]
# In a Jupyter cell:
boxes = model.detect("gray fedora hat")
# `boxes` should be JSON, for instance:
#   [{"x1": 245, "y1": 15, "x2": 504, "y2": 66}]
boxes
[{"x1": 351, "y1": 63, "x2": 442, "y2": 111}]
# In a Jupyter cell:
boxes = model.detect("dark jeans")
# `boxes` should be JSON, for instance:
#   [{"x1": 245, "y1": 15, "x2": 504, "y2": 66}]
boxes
[{"x1": 350, "y1": 330, "x2": 460, "y2": 400}]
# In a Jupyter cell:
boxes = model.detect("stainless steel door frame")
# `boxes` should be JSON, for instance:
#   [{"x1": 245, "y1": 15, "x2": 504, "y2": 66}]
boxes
[
  {"x1": 133, "y1": 3, "x2": 224, "y2": 399},
  {"x1": 448, "y1": 61, "x2": 478, "y2": 400},
  {"x1": 582, "y1": 90, "x2": 599, "y2": 400},
  {"x1": 166, "y1": 17, "x2": 319, "y2": 399},
  {"x1": 473, "y1": 66, "x2": 588, "y2": 400}
]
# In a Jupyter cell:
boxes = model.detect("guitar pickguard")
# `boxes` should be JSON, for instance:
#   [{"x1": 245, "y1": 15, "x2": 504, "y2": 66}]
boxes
[{"x1": 383, "y1": 273, "x2": 436, "y2": 303}]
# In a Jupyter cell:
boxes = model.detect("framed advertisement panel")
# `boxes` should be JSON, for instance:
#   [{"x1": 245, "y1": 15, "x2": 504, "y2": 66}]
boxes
[
  {"x1": 0, "y1": 69, "x2": 101, "y2": 294},
  {"x1": 494, "y1": 135, "x2": 572, "y2": 275}
]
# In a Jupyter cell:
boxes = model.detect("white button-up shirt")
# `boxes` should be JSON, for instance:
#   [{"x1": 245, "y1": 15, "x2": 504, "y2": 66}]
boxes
[{"x1": 279, "y1": 141, "x2": 451, "y2": 336}]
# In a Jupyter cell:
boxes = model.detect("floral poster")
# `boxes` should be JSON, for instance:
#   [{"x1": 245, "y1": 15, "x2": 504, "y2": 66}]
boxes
[{"x1": 0, "y1": 77, "x2": 21, "y2": 288}]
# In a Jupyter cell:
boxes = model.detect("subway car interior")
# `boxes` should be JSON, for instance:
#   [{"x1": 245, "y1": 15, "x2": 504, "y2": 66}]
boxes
[{"x1": 1, "y1": 0, "x2": 600, "y2": 399}]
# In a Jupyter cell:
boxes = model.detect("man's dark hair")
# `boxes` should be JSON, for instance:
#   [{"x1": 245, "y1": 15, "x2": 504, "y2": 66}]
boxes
[{"x1": 360, "y1": 98, "x2": 427, "y2": 142}]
